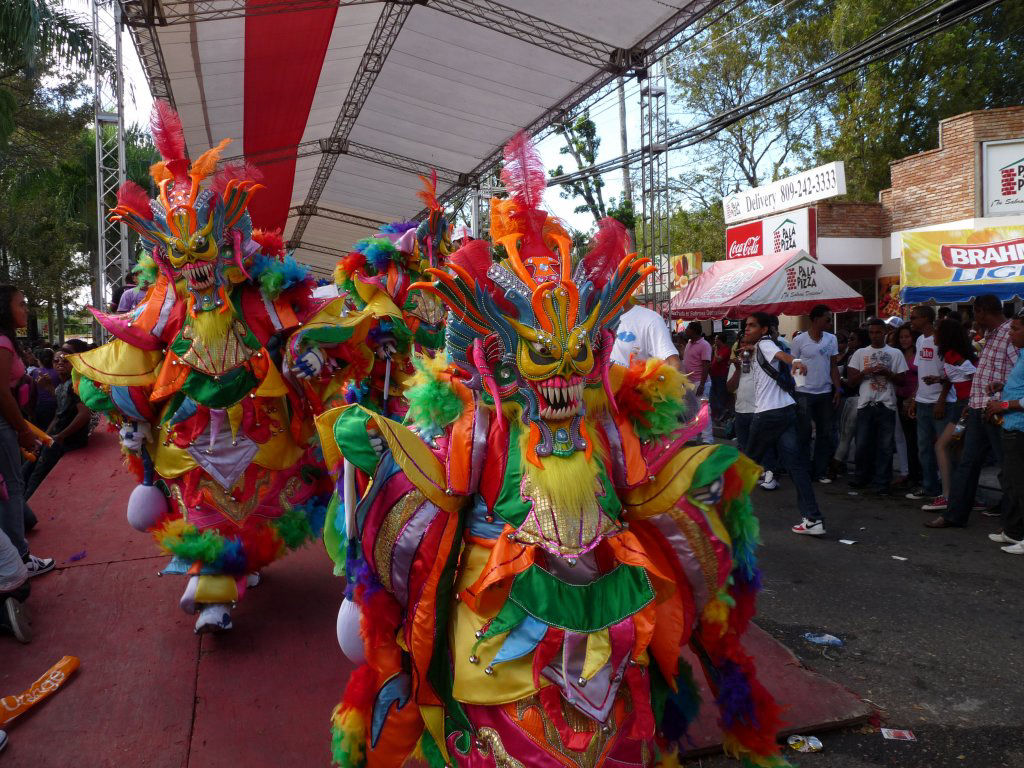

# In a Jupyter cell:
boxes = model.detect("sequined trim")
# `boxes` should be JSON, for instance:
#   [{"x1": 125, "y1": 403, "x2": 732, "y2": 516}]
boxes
[
  {"x1": 515, "y1": 471, "x2": 616, "y2": 558},
  {"x1": 476, "y1": 727, "x2": 526, "y2": 768}
]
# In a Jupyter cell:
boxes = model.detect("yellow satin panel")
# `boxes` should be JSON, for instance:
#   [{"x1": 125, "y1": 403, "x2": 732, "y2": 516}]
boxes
[
  {"x1": 69, "y1": 340, "x2": 164, "y2": 386},
  {"x1": 195, "y1": 574, "x2": 238, "y2": 604},
  {"x1": 228, "y1": 403, "x2": 244, "y2": 441},
  {"x1": 418, "y1": 705, "x2": 449, "y2": 764},
  {"x1": 350, "y1": 277, "x2": 403, "y2": 319},
  {"x1": 255, "y1": 359, "x2": 288, "y2": 397},
  {"x1": 582, "y1": 629, "x2": 611, "y2": 681},
  {"x1": 621, "y1": 444, "x2": 718, "y2": 518},
  {"x1": 451, "y1": 543, "x2": 541, "y2": 706},
  {"x1": 149, "y1": 411, "x2": 305, "y2": 479},
  {"x1": 314, "y1": 407, "x2": 344, "y2": 471}
]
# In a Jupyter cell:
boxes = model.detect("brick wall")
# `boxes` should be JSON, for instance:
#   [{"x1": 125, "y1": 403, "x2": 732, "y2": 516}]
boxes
[
  {"x1": 815, "y1": 201, "x2": 887, "y2": 237},
  {"x1": 880, "y1": 106, "x2": 1024, "y2": 231}
]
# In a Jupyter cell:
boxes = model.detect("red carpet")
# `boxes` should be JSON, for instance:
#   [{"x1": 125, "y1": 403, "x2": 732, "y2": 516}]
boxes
[{"x1": 0, "y1": 428, "x2": 869, "y2": 766}]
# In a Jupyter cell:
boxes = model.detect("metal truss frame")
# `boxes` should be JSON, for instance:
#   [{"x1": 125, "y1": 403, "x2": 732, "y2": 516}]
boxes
[
  {"x1": 288, "y1": 205, "x2": 387, "y2": 229},
  {"x1": 228, "y1": 140, "x2": 467, "y2": 186},
  {"x1": 93, "y1": 0, "x2": 129, "y2": 331},
  {"x1": 430, "y1": 0, "x2": 723, "y2": 218},
  {"x1": 637, "y1": 62, "x2": 671, "y2": 319},
  {"x1": 288, "y1": 0, "x2": 412, "y2": 250}
]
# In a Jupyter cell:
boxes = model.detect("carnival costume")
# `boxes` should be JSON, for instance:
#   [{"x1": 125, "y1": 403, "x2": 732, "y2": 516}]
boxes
[
  {"x1": 315, "y1": 134, "x2": 787, "y2": 768},
  {"x1": 332, "y1": 173, "x2": 452, "y2": 418},
  {"x1": 71, "y1": 103, "x2": 375, "y2": 634}
]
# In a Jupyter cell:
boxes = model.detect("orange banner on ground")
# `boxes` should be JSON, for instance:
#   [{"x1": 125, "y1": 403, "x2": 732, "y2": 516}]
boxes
[{"x1": 0, "y1": 656, "x2": 80, "y2": 726}]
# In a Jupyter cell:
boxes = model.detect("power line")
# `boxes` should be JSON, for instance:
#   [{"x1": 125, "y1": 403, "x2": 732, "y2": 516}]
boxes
[{"x1": 547, "y1": 0, "x2": 1004, "y2": 188}]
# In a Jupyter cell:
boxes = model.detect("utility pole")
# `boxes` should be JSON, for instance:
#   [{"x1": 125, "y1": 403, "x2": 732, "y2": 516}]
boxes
[{"x1": 617, "y1": 77, "x2": 635, "y2": 247}]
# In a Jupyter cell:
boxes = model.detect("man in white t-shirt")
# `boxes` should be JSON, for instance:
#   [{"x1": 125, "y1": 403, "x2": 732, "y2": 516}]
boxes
[
  {"x1": 791, "y1": 304, "x2": 841, "y2": 483},
  {"x1": 742, "y1": 312, "x2": 824, "y2": 536},
  {"x1": 905, "y1": 305, "x2": 954, "y2": 501},
  {"x1": 610, "y1": 304, "x2": 680, "y2": 368},
  {"x1": 847, "y1": 318, "x2": 908, "y2": 494}
]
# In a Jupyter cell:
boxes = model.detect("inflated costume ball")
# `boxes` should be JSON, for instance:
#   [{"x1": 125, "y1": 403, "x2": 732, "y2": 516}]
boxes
[
  {"x1": 126, "y1": 483, "x2": 169, "y2": 532},
  {"x1": 335, "y1": 598, "x2": 366, "y2": 665}
]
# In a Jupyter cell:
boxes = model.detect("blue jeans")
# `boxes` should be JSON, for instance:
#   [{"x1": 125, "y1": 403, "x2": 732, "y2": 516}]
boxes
[
  {"x1": 916, "y1": 401, "x2": 952, "y2": 496},
  {"x1": 735, "y1": 412, "x2": 778, "y2": 472},
  {"x1": 854, "y1": 403, "x2": 896, "y2": 490},
  {"x1": 946, "y1": 408, "x2": 1005, "y2": 525},
  {"x1": 747, "y1": 405, "x2": 821, "y2": 522},
  {"x1": 796, "y1": 391, "x2": 835, "y2": 479}
]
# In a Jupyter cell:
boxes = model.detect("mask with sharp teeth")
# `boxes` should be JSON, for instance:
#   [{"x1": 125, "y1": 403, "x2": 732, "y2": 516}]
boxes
[
  {"x1": 411, "y1": 133, "x2": 654, "y2": 459},
  {"x1": 109, "y1": 101, "x2": 265, "y2": 314}
]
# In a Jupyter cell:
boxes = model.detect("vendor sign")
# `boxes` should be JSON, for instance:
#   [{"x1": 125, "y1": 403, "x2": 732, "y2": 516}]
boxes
[
  {"x1": 726, "y1": 207, "x2": 816, "y2": 259},
  {"x1": 900, "y1": 225, "x2": 1024, "y2": 303}
]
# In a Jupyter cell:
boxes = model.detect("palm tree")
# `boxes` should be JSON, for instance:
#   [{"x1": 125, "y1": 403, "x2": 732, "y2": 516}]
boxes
[
  {"x1": 0, "y1": 0, "x2": 112, "y2": 145},
  {"x1": 0, "y1": 0, "x2": 98, "y2": 75}
]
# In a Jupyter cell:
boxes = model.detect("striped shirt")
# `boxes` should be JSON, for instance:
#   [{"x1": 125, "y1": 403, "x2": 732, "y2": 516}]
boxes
[{"x1": 969, "y1": 321, "x2": 1020, "y2": 409}]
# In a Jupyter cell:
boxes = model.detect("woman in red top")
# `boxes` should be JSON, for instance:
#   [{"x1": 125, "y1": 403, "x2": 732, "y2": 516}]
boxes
[{"x1": 931, "y1": 319, "x2": 978, "y2": 508}]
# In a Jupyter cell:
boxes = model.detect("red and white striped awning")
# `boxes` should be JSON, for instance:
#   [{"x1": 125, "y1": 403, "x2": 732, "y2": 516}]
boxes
[{"x1": 122, "y1": 0, "x2": 721, "y2": 276}]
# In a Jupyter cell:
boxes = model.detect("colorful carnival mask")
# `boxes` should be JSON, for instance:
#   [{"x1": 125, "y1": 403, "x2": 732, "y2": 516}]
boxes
[
  {"x1": 109, "y1": 102, "x2": 263, "y2": 313},
  {"x1": 412, "y1": 133, "x2": 653, "y2": 458}
]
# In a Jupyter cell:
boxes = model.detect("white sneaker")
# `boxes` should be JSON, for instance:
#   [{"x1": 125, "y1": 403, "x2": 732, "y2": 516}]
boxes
[
  {"x1": 817, "y1": 477, "x2": 833, "y2": 484},
  {"x1": 194, "y1": 603, "x2": 233, "y2": 634},
  {"x1": 989, "y1": 532, "x2": 1022, "y2": 545},
  {"x1": 792, "y1": 518, "x2": 826, "y2": 536},
  {"x1": 24, "y1": 554, "x2": 55, "y2": 578},
  {"x1": 1001, "y1": 542, "x2": 1024, "y2": 555},
  {"x1": 246, "y1": 572, "x2": 261, "y2": 588},
  {"x1": 759, "y1": 470, "x2": 778, "y2": 491},
  {"x1": 0, "y1": 729, "x2": 7, "y2": 753}
]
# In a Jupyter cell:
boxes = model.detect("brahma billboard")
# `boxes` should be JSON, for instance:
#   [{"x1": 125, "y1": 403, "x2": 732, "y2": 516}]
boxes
[
  {"x1": 900, "y1": 224, "x2": 1024, "y2": 303},
  {"x1": 726, "y1": 207, "x2": 816, "y2": 259}
]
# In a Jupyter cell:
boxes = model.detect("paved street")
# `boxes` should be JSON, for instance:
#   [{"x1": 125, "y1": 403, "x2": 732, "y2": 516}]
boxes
[{"x1": 698, "y1": 472, "x2": 1024, "y2": 768}]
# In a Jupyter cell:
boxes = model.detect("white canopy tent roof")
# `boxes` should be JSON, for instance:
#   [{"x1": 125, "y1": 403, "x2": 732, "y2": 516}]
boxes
[{"x1": 122, "y1": 0, "x2": 722, "y2": 278}]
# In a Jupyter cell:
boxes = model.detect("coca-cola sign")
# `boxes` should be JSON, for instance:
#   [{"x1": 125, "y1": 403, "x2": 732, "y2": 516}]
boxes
[
  {"x1": 726, "y1": 207, "x2": 816, "y2": 259},
  {"x1": 727, "y1": 220, "x2": 763, "y2": 259}
]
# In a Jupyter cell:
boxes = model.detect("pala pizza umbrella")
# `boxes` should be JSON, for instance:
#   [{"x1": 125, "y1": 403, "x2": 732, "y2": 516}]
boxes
[{"x1": 669, "y1": 250, "x2": 865, "y2": 319}]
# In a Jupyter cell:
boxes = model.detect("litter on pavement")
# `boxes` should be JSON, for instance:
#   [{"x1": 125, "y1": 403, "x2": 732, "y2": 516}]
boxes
[{"x1": 787, "y1": 734, "x2": 824, "y2": 752}]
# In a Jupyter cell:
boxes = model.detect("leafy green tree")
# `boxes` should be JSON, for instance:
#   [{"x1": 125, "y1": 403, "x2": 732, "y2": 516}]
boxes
[{"x1": 815, "y1": 0, "x2": 1024, "y2": 199}]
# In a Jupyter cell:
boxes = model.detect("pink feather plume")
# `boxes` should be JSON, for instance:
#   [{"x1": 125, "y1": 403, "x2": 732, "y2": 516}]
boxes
[
  {"x1": 150, "y1": 100, "x2": 186, "y2": 163},
  {"x1": 583, "y1": 217, "x2": 629, "y2": 288},
  {"x1": 500, "y1": 131, "x2": 546, "y2": 210},
  {"x1": 116, "y1": 181, "x2": 154, "y2": 220},
  {"x1": 212, "y1": 161, "x2": 263, "y2": 198}
]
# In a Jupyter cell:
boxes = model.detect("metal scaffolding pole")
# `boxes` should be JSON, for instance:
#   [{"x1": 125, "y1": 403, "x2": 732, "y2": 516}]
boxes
[
  {"x1": 92, "y1": 0, "x2": 128, "y2": 334},
  {"x1": 638, "y1": 61, "x2": 671, "y2": 322}
]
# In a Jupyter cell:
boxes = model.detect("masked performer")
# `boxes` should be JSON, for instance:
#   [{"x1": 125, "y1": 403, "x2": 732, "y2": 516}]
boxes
[
  {"x1": 315, "y1": 134, "x2": 787, "y2": 767},
  {"x1": 332, "y1": 173, "x2": 452, "y2": 418},
  {"x1": 70, "y1": 102, "x2": 372, "y2": 633}
]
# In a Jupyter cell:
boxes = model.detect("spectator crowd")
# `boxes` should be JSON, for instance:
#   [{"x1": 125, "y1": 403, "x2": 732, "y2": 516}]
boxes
[
  {"x1": 0, "y1": 283, "x2": 94, "y2": 645},
  {"x1": 703, "y1": 295, "x2": 1024, "y2": 552}
]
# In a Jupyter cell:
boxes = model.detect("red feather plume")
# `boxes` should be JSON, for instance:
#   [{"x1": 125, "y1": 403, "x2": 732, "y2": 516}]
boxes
[
  {"x1": 583, "y1": 217, "x2": 629, "y2": 288},
  {"x1": 116, "y1": 181, "x2": 154, "y2": 220},
  {"x1": 150, "y1": 100, "x2": 186, "y2": 163},
  {"x1": 212, "y1": 160, "x2": 263, "y2": 198},
  {"x1": 252, "y1": 228, "x2": 284, "y2": 258},
  {"x1": 500, "y1": 131, "x2": 546, "y2": 211}
]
